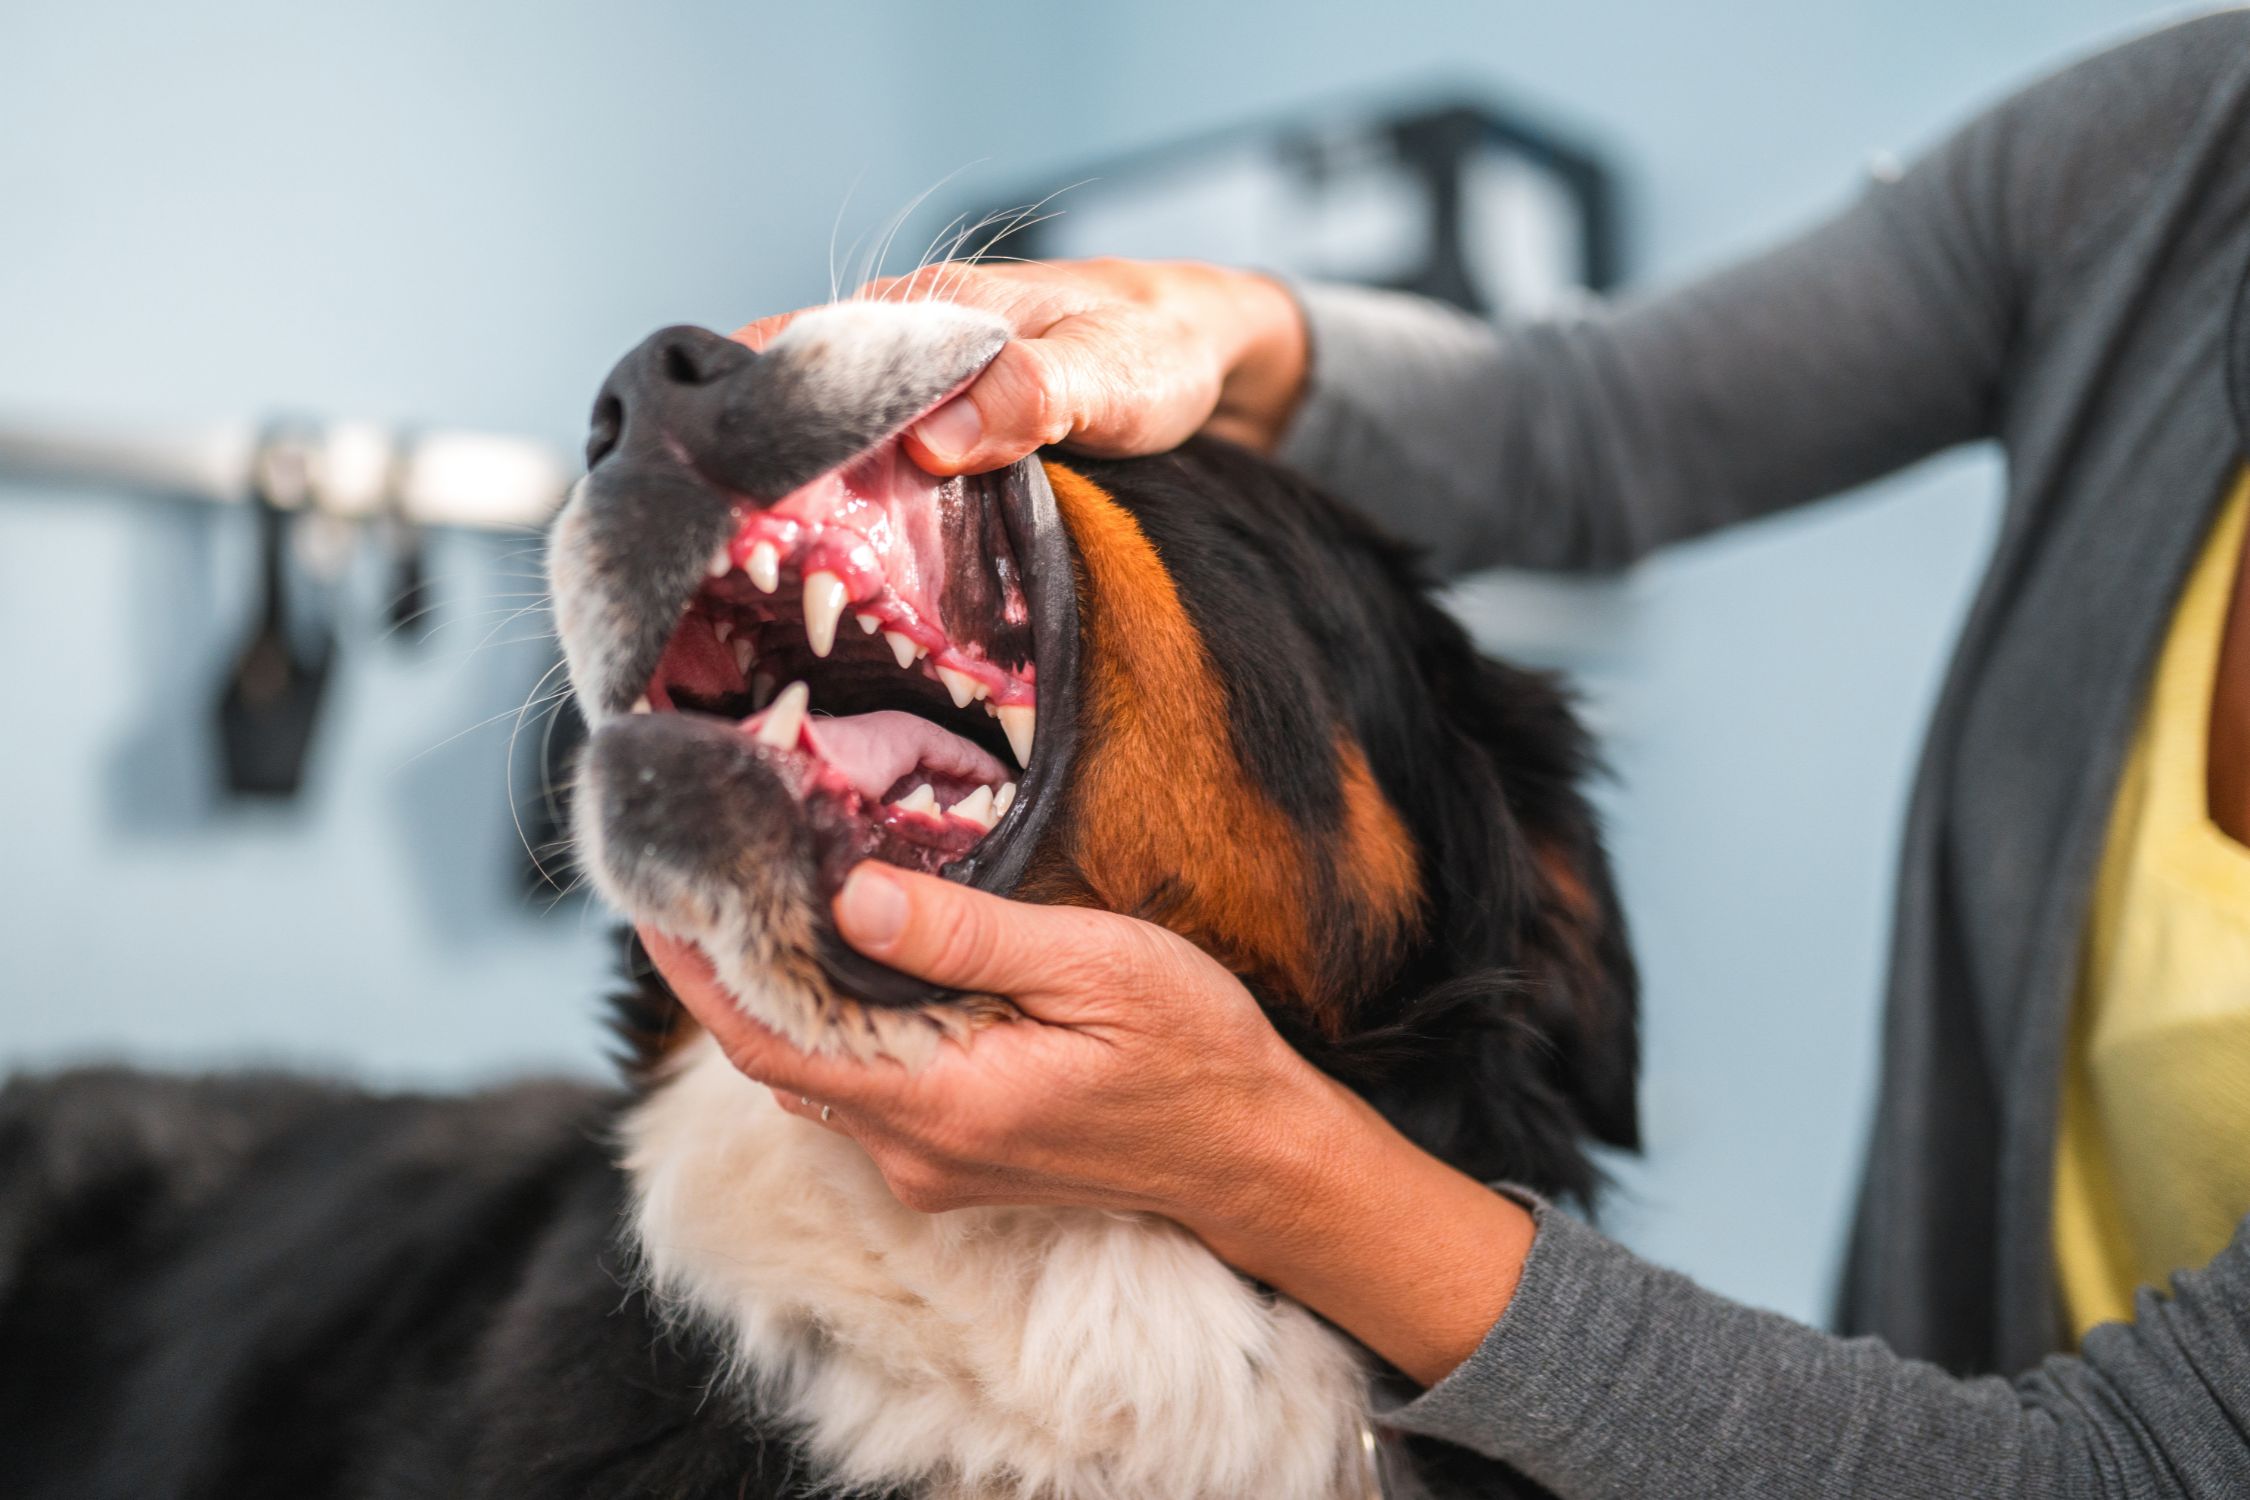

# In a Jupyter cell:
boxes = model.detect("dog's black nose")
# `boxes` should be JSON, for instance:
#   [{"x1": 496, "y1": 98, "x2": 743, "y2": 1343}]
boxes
[{"x1": 586, "y1": 324, "x2": 754, "y2": 468}]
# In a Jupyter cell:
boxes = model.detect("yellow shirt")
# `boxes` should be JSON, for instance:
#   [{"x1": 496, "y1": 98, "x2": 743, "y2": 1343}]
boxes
[{"x1": 2053, "y1": 470, "x2": 2250, "y2": 1341}]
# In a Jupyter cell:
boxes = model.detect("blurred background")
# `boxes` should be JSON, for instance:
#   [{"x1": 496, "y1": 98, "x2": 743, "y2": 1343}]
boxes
[{"x1": 0, "y1": 1, "x2": 2192, "y2": 1327}]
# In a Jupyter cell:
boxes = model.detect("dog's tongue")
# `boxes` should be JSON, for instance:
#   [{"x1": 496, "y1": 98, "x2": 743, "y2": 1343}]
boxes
[{"x1": 796, "y1": 710, "x2": 1010, "y2": 803}]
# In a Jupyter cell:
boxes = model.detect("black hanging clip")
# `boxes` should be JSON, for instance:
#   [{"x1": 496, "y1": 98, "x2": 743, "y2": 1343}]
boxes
[
  {"x1": 382, "y1": 431, "x2": 435, "y2": 643},
  {"x1": 215, "y1": 424, "x2": 337, "y2": 798}
]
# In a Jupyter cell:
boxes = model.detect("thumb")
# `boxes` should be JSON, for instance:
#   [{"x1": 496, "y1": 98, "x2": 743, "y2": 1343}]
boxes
[
  {"x1": 904, "y1": 320, "x2": 1202, "y2": 475},
  {"x1": 833, "y1": 863, "x2": 1172, "y2": 1018}
]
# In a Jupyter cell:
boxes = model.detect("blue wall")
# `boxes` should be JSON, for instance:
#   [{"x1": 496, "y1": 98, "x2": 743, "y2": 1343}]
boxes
[{"x1": 0, "y1": 1, "x2": 2184, "y2": 1324}]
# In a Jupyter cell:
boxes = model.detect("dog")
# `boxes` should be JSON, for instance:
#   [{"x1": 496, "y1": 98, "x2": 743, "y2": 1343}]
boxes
[{"x1": 0, "y1": 297, "x2": 1637, "y2": 1500}]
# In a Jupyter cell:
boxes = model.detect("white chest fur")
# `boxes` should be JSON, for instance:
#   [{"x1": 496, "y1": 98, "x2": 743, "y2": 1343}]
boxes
[{"x1": 623, "y1": 1036, "x2": 1374, "y2": 1500}]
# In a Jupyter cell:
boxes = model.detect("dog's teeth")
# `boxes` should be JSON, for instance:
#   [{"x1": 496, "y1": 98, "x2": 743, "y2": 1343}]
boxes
[
  {"x1": 948, "y1": 784, "x2": 996, "y2": 829},
  {"x1": 883, "y1": 630, "x2": 918, "y2": 670},
  {"x1": 730, "y1": 636, "x2": 754, "y2": 675},
  {"x1": 747, "y1": 541, "x2": 780, "y2": 593},
  {"x1": 803, "y1": 571, "x2": 848, "y2": 658},
  {"x1": 937, "y1": 665, "x2": 979, "y2": 709},
  {"x1": 707, "y1": 546, "x2": 733, "y2": 579},
  {"x1": 713, "y1": 619, "x2": 733, "y2": 644},
  {"x1": 630, "y1": 695, "x2": 652, "y2": 715},
  {"x1": 945, "y1": 787, "x2": 990, "y2": 832},
  {"x1": 855, "y1": 612, "x2": 882, "y2": 635},
  {"x1": 754, "y1": 681, "x2": 808, "y2": 748},
  {"x1": 993, "y1": 781, "x2": 1016, "y2": 817},
  {"x1": 998, "y1": 704, "x2": 1035, "y2": 767},
  {"x1": 896, "y1": 784, "x2": 940, "y2": 816}
]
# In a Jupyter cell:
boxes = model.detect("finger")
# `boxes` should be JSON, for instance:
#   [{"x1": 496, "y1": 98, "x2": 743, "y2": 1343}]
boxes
[
  {"x1": 904, "y1": 316, "x2": 1214, "y2": 476},
  {"x1": 767, "y1": 1086, "x2": 847, "y2": 1132},
  {"x1": 727, "y1": 311, "x2": 800, "y2": 353},
  {"x1": 637, "y1": 927, "x2": 887, "y2": 1101},
  {"x1": 831, "y1": 864, "x2": 1181, "y2": 1018}
]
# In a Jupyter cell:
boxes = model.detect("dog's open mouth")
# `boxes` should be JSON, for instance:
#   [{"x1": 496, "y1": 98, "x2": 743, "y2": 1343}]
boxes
[
  {"x1": 635, "y1": 433, "x2": 1037, "y2": 889},
  {"x1": 551, "y1": 310, "x2": 1080, "y2": 1027}
]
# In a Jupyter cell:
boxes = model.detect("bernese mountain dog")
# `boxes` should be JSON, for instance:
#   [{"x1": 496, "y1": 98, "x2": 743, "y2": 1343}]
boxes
[{"x1": 0, "y1": 298, "x2": 1637, "y2": 1500}]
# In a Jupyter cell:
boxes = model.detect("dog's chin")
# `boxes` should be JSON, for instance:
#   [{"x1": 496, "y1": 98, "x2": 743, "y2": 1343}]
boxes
[{"x1": 575, "y1": 711, "x2": 1018, "y2": 1065}]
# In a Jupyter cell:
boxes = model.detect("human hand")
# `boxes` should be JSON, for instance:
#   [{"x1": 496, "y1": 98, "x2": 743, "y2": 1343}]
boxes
[
  {"x1": 639, "y1": 863, "x2": 1341, "y2": 1239},
  {"x1": 729, "y1": 258, "x2": 1310, "y2": 474},
  {"x1": 639, "y1": 862, "x2": 1535, "y2": 1387}
]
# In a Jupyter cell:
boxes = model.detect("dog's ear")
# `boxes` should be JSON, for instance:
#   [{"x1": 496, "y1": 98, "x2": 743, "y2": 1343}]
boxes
[{"x1": 1437, "y1": 653, "x2": 1641, "y2": 1152}]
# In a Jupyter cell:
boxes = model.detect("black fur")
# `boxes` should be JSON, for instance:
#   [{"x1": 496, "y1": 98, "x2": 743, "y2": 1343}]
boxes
[
  {"x1": 2, "y1": 438, "x2": 1634, "y2": 1499},
  {"x1": 1075, "y1": 440, "x2": 1638, "y2": 1197}
]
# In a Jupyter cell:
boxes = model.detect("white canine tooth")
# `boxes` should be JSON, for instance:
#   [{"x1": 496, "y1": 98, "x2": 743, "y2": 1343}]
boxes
[
  {"x1": 707, "y1": 546, "x2": 733, "y2": 579},
  {"x1": 883, "y1": 630, "x2": 919, "y2": 670},
  {"x1": 948, "y1": 784, "x2": 995, "y2": 830},
  {"x1": 937, "y1": 665, "x2": 979, "y2": 709},
  {"x1": 997, "y1": 704, "x2": 1035, "y2": 768},
  {"x1": 855, "y1": 611, "x2": 882, "y2": 635},
  {"x1": 896, "y1": 784, "x2": 940, "y2": 816},
  {"x1": 754, "y1": 681, "x2": 808, "y2": 748},
  {"x1": 747, "y1": 541, "x2": 780, "y2": 593},
  {"x1": 712, "y1": 619, "x2": 733, "y2": 644},
  {"x1": 993, "y1": 781, "x2": 1016, "y2": 817},
  {"x1": 730, "y1": 636, "x2": 754, "y2": 675},
  {"x1": 802, "y1": 571, "x2": 848, "y2": 658},
  {"x1": 630, "y1": 695, "x2": 652, "y2": 715}
]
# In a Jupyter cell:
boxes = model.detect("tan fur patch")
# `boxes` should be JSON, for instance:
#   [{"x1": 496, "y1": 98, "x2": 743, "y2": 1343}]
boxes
[{"x1": 1028, "y1": 462, "x2": 1422, "y2": 1028}]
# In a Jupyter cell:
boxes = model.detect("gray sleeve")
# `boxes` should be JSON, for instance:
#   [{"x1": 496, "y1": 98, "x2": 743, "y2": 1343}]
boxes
[
  {"x1": 1276, "y1": 12, "x2": 2247, "y2": 576},
  {"x1": 1383, "y1": 1201, "x2": 2250, "y2": 1499}
]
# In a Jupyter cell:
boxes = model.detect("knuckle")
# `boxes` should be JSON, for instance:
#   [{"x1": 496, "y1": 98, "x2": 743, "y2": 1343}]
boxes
[
  {"x1": 885, "y1": 1159, "x2": 956, "y2": 1214},
  {"x1": 927, "y1": 905, "x2": 1003, "y2": 982},
  {"x1": 998, "y1": 343, "x2": 1068, "y2": 443}
]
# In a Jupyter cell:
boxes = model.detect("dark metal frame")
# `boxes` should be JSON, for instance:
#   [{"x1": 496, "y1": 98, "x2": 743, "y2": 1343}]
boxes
[{"x1": 966, "y1": 93, "x2": 1622, "y2": 315}]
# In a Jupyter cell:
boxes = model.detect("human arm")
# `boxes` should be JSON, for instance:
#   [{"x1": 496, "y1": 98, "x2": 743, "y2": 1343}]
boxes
[
  {"x1": 649, "y1": 863, "x2": 2250, "y2": 1499},
  {"x1": 740, "y1": 17, "x2": 2240, "y2": 582}
]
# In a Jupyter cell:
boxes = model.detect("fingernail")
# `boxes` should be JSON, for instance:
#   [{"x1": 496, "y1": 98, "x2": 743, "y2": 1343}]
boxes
[
  {"x1": 913, "y1": 398, "x2": 982, "y2": 464},
  {"x1": 836, "y1": 864, "x2": 909, "y2": 950}
]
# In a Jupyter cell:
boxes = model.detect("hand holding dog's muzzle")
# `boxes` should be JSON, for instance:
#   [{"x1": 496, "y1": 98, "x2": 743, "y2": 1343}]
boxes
[
  {"x1": 638, "y1": 858, "x2": 1538, "y2": 1393},
  {"x1": 638, "y1": 861, "x2": 1321, "y2": 1222}
]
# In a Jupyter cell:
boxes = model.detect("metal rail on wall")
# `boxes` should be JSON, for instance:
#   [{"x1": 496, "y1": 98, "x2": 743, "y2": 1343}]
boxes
[{"x1": 0, "y1": 416, "x2": 574, "y2": 812}]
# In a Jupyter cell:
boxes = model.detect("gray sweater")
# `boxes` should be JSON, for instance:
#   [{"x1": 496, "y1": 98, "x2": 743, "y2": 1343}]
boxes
[{"x1": 1278, "y1": 12, "x2": 2250, "y2": 1498}]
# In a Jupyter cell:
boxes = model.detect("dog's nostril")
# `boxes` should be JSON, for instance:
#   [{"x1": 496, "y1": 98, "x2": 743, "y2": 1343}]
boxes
[
  {"x1": 656, "y1": 332, "x2": 748, "y2": 389},
  {"x1": 661, "y1": 341, "x2": 709, "y2": 386},
  {"x1": 583, "y1": 325, "x2": 752, "y2": 468},
  {"x1": 586, "y1": 392, "x2": 623, "y2": 467}
]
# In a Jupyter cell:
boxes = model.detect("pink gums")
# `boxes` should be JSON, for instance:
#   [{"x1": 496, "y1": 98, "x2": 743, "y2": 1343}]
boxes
[{"x1": 722, "y1": 442, "x2": 1035, "y2": 707}]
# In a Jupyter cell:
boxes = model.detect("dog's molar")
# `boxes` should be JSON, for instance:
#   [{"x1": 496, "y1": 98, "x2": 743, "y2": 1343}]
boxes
[
  {"x1": 936, "y1": 665, "x2": 979, "y2": 709},
  {"x1": 948, "y1": 784, "x2": 995, "y2": 829}
]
